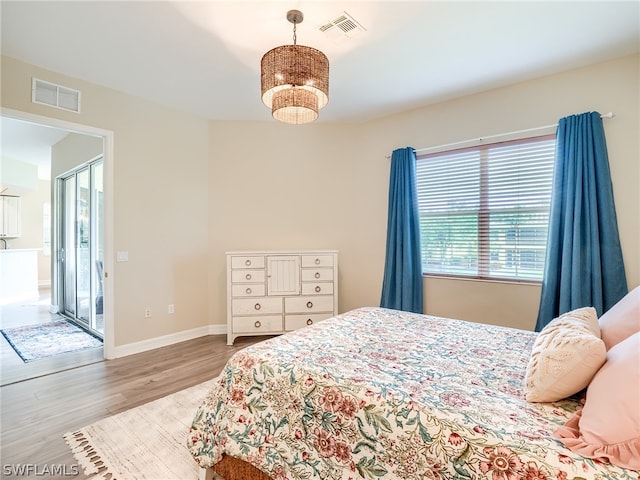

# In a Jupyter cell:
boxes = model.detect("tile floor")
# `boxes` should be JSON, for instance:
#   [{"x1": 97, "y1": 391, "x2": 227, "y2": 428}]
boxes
[{"x1": 0, "y1": 289, "x2": 104, "y2": 386}]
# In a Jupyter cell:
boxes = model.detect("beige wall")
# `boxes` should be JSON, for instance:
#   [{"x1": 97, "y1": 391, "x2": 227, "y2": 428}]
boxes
[
  {"x1": 50, "y1": 132, "x2": 105, "y2": 307},
  {"x1": 51, "y1": 132, "x2": 103, "y2": 178},
  {"x1": 2, "y1": 55, "x2": 210, "y2": 352},
  {"x1": 2, "y1": 52, "x2": 637, "y2": 352},
  {"x1": 9, "y1": 179, "x2": 51, "y2": 285},
  {"x1": 2, "y1": 133, "x2": 103, "y2": 290},
  {"x1": 210, "y1": 54, "x2": 639, "y2": 332},
  {"x1": 359, "y1": 53, "x2": 639, "y2": 329},
  {"x1": 207, "y1": 121, "x2": 360, "y2": 326}
]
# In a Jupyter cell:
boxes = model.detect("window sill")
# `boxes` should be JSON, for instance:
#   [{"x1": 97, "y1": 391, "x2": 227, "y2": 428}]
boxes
[{"x1": 423, "y1": 273, "x2": 542, "y2": 286}]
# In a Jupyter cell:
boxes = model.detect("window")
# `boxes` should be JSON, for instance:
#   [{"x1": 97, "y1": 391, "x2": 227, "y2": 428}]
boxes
[{"x1": 416, "y1": 135, "x2": 555, "y2": 281}]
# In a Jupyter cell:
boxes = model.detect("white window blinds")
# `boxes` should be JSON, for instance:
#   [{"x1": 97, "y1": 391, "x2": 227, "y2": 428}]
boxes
[{"x1": 416, "y1": 135, "x2": 555, "y2": 281}]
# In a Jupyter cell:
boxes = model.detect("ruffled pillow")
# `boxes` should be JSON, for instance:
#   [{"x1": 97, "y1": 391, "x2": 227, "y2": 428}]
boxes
[
  {"x1": 554, "y1": 332, "x2": 640, "y2": 470},
  {"x1": 525, "y1": 307, "x2": 605, "y2": 403},
  {"x1": 598, "y1": 286, "x2": 640, "y2": 350}
]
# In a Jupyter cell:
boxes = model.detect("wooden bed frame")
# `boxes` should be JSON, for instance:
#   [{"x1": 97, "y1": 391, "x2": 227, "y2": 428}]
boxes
[{"x1": 199, "y1": 455, "x2": 272, "y2": 480}]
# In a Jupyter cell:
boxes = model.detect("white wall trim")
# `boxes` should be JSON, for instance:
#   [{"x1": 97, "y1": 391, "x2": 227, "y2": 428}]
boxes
[
  {"x1": 111, "y1": 324, "x2": 227, "y2": 359},
  {"x1": 1, "y1": 107, "x2": 111, "y2": 137}
]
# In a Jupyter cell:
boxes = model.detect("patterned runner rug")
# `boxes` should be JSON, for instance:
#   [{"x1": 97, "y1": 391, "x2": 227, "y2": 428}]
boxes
[
  {"x1": 1, "y1": 319, "x2": 103, "y2": 362},
  {"x1": 65, "y1": 379, "x2": 218, "y2": 480}
]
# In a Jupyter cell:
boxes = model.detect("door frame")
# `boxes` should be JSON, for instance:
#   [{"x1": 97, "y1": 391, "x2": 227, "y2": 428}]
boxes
[{"x1": 2, "y1": 107, "x2": 115, "y2": 359}]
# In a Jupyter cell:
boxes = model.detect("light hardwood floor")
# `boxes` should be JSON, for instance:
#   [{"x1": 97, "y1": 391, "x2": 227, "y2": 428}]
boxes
[{"x1": 1, "y1": 333, "x2": 267, "y2": 480}]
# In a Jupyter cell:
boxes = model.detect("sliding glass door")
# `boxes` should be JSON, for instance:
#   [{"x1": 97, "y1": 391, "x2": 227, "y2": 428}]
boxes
[{"x1": 59, "y1": 159, "x2": 103, "y2": 337}]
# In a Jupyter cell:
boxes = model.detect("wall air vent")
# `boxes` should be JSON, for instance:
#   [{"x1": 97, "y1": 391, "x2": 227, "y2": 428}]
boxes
[
  {"x1": 32, "y1": 78, "x2": 81, "y2": 113},
  {"x1": 318, "y1": 11, "x2": 366, "y2": 42}
]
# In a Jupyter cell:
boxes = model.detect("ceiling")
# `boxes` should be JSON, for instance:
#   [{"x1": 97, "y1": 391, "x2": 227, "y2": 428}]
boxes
[
  {"x1": 1, "y1": 1, "x2": 639, "y2": 169},
  {"x1": 1, "y1": 117, "x2": 70, "y2": 181}
]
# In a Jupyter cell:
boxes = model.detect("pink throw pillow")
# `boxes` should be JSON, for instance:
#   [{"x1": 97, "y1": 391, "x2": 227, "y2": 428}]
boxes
[
  {"x1": 554, "y1": 332, "x2": 640, "y2": 470},
  {"x1": 598, "y1": 286, "x2": 640, "y2": 350}
]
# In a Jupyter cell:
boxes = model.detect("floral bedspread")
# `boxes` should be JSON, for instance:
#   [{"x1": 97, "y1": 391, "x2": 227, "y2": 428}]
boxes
[{"x1": 188, "y1": 307, "x2": 637, "y2": 480}]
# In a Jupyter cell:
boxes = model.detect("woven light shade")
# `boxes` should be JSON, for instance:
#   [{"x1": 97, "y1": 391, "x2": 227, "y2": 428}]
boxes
[
  {"x1": 260, "y1": 11, "x2": 329, "y2": 125},
  {"x1": 272, "y1": 87, "x2": 318, "y2": 124}
]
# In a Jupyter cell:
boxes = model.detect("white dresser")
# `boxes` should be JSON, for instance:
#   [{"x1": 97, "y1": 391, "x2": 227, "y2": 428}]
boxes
[{"x1": 226, "y1": 250, "x2": 338, "y2": 345}]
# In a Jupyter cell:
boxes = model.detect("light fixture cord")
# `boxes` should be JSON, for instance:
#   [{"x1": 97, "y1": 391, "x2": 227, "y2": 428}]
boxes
[{"x1": 293, "y1": 20, "x2": 297, "y2": 45}]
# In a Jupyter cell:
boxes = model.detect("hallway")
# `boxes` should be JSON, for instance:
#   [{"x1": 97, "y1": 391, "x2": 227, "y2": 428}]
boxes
[{"x1": 0, "y1": 289, "x2": 103, "y2": 386}]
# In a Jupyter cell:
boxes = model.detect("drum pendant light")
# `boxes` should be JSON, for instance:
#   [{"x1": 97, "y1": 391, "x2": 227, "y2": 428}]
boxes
[{"x1": 260, "y1": 10, "x2": 329, "y2": 124}]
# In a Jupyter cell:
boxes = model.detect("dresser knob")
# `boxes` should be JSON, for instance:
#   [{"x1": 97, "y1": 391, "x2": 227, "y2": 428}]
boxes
[
  {"x1": 306, "y1": 318, "x2": 313, "y2": 325},
  {"x1": 315, "y1": 286, "x2": 321, "y2": 293},
  {"x1": 254, "y1": 321, "x2": 261, "y2": 328},
  {"x1": 246, "y1": 273, "x2": 252, "y2": 280},
  {"x1": 314, "y1": 272, "x2": 320, "y2": 279},
  {"x1": 245, "y1": 259, "x2": 251, "y2": 266},
  {"x1": 254, "y1": 303, "x2": 261, "y2": 310},
  {"x1": 306, "y1": 301, "x2": 313, "y2": 309},
  {"x1": 246, "y1": 287, "x2": 252, "y2": 294},
  {"x1": 315, "y1": 258, "x2": 320, "y2": 265}
]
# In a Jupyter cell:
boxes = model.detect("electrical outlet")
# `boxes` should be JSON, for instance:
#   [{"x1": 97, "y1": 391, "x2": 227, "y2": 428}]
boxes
[
  {"x1": 145, "y1": 307, "x2": 151, "y2": 318},
  {"x1": 168, "y1": 304, "x2": 175, "y2": 314}
]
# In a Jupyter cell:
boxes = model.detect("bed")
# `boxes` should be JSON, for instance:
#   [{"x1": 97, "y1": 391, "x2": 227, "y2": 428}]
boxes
[{"x1": 188, "y1": 306, "x2": 638, "y2": 480}]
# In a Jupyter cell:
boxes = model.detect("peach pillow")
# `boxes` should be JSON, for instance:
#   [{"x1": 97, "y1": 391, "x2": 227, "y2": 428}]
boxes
[
  {"x1": 554, "y1": 332, "x2": 640, "y2": 470},
  {"x1": 598, "y1": 286, "x2": 640, "y2": 350},
  {"x1": 525, "y1": 307, "x2": 605, "y2": 403}
]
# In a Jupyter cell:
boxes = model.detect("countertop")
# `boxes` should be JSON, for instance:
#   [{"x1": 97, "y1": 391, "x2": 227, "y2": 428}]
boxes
[{"x1": 0, "y1": 248, "x2": 42, "y2": 253}]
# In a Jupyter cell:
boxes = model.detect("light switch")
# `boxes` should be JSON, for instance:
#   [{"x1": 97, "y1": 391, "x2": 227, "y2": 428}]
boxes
[{"x1": 116, "y1": 251, "x2": 129, "y2": 262}]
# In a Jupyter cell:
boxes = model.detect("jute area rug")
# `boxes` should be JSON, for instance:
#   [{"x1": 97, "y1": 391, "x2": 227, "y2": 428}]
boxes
[{"x1": 65, "y1": 378, "x2": 218, "y2": 480}]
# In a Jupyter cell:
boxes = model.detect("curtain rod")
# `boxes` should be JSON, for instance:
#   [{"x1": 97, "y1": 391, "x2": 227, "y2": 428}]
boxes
[{"x1": 385, "y1": 112, "x2": 615, "y2": 159}]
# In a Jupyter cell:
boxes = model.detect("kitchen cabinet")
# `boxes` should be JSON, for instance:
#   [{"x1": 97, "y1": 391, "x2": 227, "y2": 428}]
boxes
[{"x1": 0, "y1": 195, "x2": 21, "y2": 238}]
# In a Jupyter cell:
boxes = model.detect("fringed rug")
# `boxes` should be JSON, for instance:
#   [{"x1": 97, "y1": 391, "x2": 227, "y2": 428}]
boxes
[
  {"x1": 1, "y1": 319, "x2": 102, "y2": 362},
  {"x1": 65, "y1": 378, "x2": 218, "y2": 480}
]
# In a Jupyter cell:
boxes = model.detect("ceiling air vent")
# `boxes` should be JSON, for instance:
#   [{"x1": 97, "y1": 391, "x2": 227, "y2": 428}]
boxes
[
  {"x1": 32, "y1": 78, "x2": 81, "y2": 113},
  {"x1": 319, "y1": 11, "x2": 366, "y2": 42}
]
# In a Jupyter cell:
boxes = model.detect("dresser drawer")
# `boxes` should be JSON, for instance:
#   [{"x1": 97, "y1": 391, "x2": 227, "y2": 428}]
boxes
[
  {"x1": 226, "y1": 250, "x2": 337, "y2": 345},
  {"x1": 285, "y1": 295, "x2": 334, "y2": 313},
  {"x1": 233, "y1": 315, "x2": 282, "y2": 334},
  {"x1": 232, "y1": 297, "x2": 282, "y2": 315},
  {"x1": 301, "y1": 282, "x2": 334, "y2": 295},
  {"x1": 231, "y1": 284, "x2": 266, "y2": 297},
  {"x1": 301, "y1": 254, "x2": 334, "y2": 268},
  {"x1": 285, "y1": 313, "x2": 330, "y2": 331},
  {"x1": 301, "y1": 268, "x2": 333, "y2": 282},
  {"x1": 231, "y1": 256, "x2": 265, "y2": 269},
  {"x1": 231, "y1": 269, "x2": 265, "y2": 283}
]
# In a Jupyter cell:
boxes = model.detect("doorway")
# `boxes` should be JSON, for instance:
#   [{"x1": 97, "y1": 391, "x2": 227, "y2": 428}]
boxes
[{"x1": 1, "y1": 109, "x2": 114, "y2": 383}]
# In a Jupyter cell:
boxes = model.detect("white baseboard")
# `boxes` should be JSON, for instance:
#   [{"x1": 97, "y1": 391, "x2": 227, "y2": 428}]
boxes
[{"x1": 111, "y1": 324, "x2": 227, "y2": 359}]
